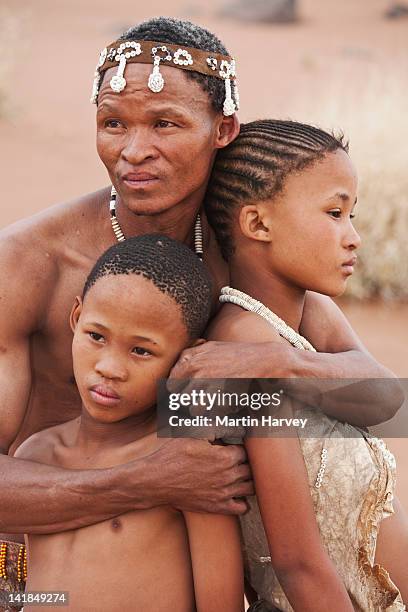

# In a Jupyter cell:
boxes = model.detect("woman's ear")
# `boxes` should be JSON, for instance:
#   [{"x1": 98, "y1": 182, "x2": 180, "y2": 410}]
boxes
[
  {"x1": 70, "y1": 296, "x2": 83, "y2": 333},
  {"x1": 239, "y1": 205, "x2": 272, "y2": 243},
  {"x1": 215, "y1": 113, "x2": 240, "y2": 149}
]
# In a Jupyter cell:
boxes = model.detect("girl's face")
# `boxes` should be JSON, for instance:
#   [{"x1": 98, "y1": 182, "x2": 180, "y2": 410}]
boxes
[{"x1": 250, "y1": 149, "x2": 360, "y2": 297}]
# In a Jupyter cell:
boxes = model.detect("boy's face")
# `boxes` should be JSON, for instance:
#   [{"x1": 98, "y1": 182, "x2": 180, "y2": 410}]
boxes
[{"x1": 70, "y1": 274, "x2": 190, "y2": 423}]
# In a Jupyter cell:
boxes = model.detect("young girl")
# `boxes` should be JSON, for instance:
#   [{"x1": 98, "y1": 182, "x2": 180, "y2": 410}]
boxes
[{"x1": 205, "y1": 120, "x2": 408, "y2": 611}]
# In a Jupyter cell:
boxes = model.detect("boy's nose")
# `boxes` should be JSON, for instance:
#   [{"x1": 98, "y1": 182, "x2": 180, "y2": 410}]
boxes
[{"x1": 95, "y1": 356, "x2": 128, "y2": 381}]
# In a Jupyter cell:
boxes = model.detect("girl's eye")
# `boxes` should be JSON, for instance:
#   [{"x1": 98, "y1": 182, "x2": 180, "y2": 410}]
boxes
[
  {"x1": 328, "y1": 209, "x2": 342, "y2": 219},
  {"x1": 132, "y1": 346, "x2": 152, "y2": 357},
  {"x1": 89, "y1": 331, "x2": 104, "y2": 342},
  {"x1": 350, "y1": 213, "x2": 356, "y2": 219}
]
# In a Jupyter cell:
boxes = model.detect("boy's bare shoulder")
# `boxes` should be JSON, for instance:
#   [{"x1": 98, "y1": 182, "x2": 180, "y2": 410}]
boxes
[{"x1": 13, "y1": 419, "x2": 79, "y2": 465}]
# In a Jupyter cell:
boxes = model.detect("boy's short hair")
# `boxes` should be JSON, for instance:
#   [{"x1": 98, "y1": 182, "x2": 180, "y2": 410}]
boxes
[{"x1": 83, "y1": 234, "x2": 213, "y2": 339}]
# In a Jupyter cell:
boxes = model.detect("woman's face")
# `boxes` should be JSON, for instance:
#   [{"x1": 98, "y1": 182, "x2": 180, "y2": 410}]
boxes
[{"x1": 255, "y1": 149, "x2": 361, "y2": 297}]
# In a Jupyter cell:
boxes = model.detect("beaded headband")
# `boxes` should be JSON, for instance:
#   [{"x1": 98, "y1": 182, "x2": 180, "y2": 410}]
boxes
[{"x1": 91, "y1": 39, "x2": 239, "y2": 116}]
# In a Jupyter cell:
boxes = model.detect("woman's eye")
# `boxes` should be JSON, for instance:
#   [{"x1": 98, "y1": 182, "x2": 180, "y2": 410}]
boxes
[
  {"x1": 155, "y1": 120, "x2": 176, "y2": 129},
  {"x1": 88, "y1": 331, "x2": 104, "y2": 342},
  {"x1": 104, "y1": 119, "x2": 123, "y2": 129},
  {"x1": 328, "y1": 209, "x2": 342, "y2": 219},
  {"x1": 132, "y1": 346, "x2": 152, "y2": 357}
]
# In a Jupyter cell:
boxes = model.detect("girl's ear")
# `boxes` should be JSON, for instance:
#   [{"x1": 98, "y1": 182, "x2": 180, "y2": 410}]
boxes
[
  {"x1": 239, "y1": 204, "x2": 272, "y2": 243},
  {"x1": 192, "y1": 338, "x2": 206, "y2": 348},
  {"x1": 70, "y1": 296, "x2": 83, "y2": 333}
]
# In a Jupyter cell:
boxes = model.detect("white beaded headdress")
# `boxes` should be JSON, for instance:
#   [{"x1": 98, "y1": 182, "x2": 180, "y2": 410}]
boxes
[{"x1": 91, "y1": 39, "x2": 239, "y2": 116}]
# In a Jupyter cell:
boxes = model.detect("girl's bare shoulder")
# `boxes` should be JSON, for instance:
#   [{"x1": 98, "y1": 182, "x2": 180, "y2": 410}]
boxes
[{"x1": 206, "y1": 303, "x2": 283, "y2": 344}]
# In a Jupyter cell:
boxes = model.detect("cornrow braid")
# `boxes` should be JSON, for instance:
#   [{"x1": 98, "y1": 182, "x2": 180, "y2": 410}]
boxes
[
  {"x1": 205, "y1": 119, "x2": 349, "y2": 260},
  {"x1": 83, "y1": 235, "x2": 213, "y2": 339},
  {"x1": 99, "y1": 17, "x2": 233, "y2": 113}
]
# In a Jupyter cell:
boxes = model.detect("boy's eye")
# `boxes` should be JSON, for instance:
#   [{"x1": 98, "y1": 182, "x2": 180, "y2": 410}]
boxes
[
  {"x1": 88, "y1": 331, "x2": 104, "y2": 342},
  {"x1": 132, "y1": 346, "x2": 152, "y2": 357}
]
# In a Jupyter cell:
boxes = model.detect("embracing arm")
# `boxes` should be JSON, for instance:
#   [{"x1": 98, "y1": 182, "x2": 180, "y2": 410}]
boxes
[
  {"x1": 294, "y1": 292, "x2": 404, "y2": 424},
  {"x1": 3, "y1": 436, "x2": 252, "y2": 534},
  {"x1": 184, "y1": 510, "x2": 244, "y2": 611},
  {"x1": 172, "y1": 293, "x2": 403, "y2": 426}
]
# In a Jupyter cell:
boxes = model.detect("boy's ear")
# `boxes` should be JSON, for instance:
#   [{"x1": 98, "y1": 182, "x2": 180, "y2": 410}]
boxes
[
  {"x1": 70, "y1": 296, "x2": 83, "y2": 333},
  {"x1": 239, "y1": 205, "x2": 272, "y2": 243}
]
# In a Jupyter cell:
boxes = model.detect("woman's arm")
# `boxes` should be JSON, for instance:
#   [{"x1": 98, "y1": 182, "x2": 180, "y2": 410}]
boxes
[
  {"x1": 246, "y1": 434, "x2": 353, "y2": 611},
  {"x1": 183, "y1": 510, "x2": 244, "y2": 612},
  {"x1": 171, "y1": 301, "x2": 403, "y2": 426}
]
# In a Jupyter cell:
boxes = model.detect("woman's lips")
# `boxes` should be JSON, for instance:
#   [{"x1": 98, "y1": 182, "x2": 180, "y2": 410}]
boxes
[
  {"x1": 89, "y1": 384, "x2": 121, "y2": 407},
  {"x1": 122, "y1": 173, "x2": 159, "y2": 190}
]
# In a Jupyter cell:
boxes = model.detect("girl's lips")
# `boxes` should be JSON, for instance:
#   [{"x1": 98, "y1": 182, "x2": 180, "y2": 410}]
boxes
[{"x1": 342, "y1": 265, "x2": 355, "y2": 275}]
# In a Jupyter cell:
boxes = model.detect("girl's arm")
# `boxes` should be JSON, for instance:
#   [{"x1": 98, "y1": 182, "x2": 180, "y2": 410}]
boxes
[
  {"x1": 183, "y1": 511, "x2": 244, "y2": 612},
  {"x1": 246, "y1": 434, "x2": 352, "y2": 611},
  {"x1": 207, "y1": 309, "x2": 353, "y2": 611}
]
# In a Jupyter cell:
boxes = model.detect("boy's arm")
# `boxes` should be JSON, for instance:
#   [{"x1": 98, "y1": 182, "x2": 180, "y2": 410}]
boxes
[
  {"x1": 183, "y1": 510, "x2": 244, "y2": 612},
  {"x1": 246, "y1": 433, "x2": 353, "y2": 611}
]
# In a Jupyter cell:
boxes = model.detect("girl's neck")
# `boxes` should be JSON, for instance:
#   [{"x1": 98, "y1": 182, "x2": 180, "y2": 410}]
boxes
[{"x1": 229, "y1": 255, "x2": 306, "y2": 332}]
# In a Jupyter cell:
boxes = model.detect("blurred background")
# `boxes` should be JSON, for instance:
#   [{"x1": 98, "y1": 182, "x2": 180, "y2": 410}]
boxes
[{"x1": 0, "y1": 0, "x2": 407, "y2": 502}]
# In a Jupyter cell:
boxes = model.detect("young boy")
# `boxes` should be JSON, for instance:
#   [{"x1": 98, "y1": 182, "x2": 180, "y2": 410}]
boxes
[{"x1": 14, "y1": 235, "x2": 244, "y2": 612}]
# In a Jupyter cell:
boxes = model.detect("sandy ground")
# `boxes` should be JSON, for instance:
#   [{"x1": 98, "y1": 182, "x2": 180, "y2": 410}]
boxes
[{"x1": 0, "y1": 0, "x2": 407, "y2": 508}]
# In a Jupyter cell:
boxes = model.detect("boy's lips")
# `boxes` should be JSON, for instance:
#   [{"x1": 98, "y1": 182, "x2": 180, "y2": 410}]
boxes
[{"x1": 89, "y1": 384, "x2": 121, "y2": 406}]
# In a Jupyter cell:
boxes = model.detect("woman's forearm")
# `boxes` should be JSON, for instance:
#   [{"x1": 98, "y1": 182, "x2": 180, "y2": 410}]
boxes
[
  {"x1": 0, "y1": 453, "x2": 141, "y2": 534},
  {"x1": 280, "y1": 347, "x2": 404, "y2": 426},
  {"x1": 0, "y1": 439, "x2": 252, "y2": 534}
]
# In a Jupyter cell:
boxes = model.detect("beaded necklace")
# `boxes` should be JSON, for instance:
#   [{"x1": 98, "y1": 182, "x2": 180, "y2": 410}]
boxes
[
  {"x1": 109, "y1": 186, "x2": 203, "y2": 259},
  {"x1": 219, "y1": 286, "x2": 316, "y2": 351}
]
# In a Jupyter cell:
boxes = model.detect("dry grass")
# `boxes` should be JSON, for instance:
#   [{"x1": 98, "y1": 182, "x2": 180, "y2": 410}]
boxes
[{"x1": 288, "y1": 68, "x2": 408, "y2": 300}]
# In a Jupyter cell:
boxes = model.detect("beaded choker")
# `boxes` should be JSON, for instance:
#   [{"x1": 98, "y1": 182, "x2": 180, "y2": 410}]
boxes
[
  {"x1": 219, "y1": 286, "x2": 316, "y2": 351},
  {"x1": 91, "y1": 39, "x2": 239, "y2": 116},
  {"x1": 109, "y1": 186, "x2": 203, "y2": 259}
]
